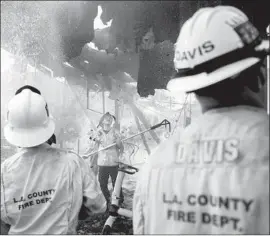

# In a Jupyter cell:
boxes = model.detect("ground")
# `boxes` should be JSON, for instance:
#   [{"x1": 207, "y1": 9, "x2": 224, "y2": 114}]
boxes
[
  {"x1": 77, "y1": 214, "x2": 133, "y2": 235},
  {"x1": 77, "y1": 187, "x2": 134, "y2": 235}
]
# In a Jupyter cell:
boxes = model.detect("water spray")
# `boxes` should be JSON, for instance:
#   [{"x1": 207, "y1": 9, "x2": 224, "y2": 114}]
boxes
[{"x1": 83, "y1": 119, "x2": 171, "y2": 159}]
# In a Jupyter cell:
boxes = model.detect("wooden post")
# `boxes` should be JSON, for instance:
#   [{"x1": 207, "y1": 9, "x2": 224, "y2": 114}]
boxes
[
  {"x1": 86, "y1": 79, "x2": 89, "y2": 109},
  {"x1": 128, "y1": 101, "x2": 160, "y2": 144},
  {"x1": 134, "y1": 115, "x2": 151, "y2": 155},
  {"x1": 115, "y1": 99, "x2": 120, "y2": 130},
  {"x1": 96, "y1": 74, "x2": 106, "y2": 114}
]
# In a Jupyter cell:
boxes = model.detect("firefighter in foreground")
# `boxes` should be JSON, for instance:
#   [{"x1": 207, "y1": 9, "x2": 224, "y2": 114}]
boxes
[
  {"x1": 133, "y1": 6, "x2": 269, "y2": 234},
  {"x1": 1, "y1": 86, "x2": 107, "y2": 234},
  {"x1": 84, "y1": 112, "x2": 125, "y2": 210}
]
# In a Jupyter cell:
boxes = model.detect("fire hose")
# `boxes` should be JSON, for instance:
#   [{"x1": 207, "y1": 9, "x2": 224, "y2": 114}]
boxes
[
  {"x1": 83, "y1": 119, "x2": 171, "y2": 159},
  {"x1": 81, "y1": 119, "x2": 171, "y2": 233},
  {"x1": 99, "y1": 119, "x2": 171, "y2": 234},
  {"x1": 100, "y1": 161, "x2": 139, "y2": 235}
]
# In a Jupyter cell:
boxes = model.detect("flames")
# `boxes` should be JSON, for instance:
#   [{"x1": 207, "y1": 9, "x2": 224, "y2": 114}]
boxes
[
  {"x1": 94, "y1": 5, "x2": 113, "y2": 30},
  {"x1": 87, "y1": 42, "x2": 99, "y2": 51},
  {"x1": 88, "y1": 6, "x2": 113, "y2": 51}
]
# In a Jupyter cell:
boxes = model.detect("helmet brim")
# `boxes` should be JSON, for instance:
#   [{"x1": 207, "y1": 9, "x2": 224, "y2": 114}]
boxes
[
  {"x1": 167, "y1": 57, "x2": 261, "y2": 93},
  {"x1": 4, "y1": 118, "x2": 55, "y2": 148}
]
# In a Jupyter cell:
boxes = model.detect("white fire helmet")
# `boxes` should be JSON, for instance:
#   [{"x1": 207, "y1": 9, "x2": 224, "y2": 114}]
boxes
[
  {"x1": 167, "y1": 6, "x2": 269, "y2": 93},
  {"x1": 98, "y1": 112, "x2": 116, "y2": 132},
  {"x1": 4, "y1": 89, "x2": 55, "y2": 148}
]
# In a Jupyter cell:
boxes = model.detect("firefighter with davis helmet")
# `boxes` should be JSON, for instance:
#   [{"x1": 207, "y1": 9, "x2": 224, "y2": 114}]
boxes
[
  {"x1": 1, "y1": 86, "x2": 106, "y2": 234},
  {"x1": 133, "y1": 6, "x2": 269, "y2": 234}
]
